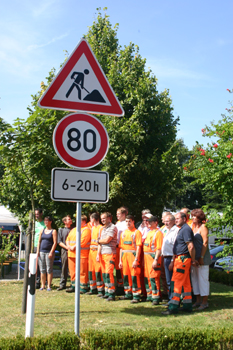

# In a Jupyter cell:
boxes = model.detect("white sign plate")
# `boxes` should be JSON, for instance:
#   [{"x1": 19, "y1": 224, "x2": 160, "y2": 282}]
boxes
[
  {"x1": 51, "y1": 168, "x2": 109, "y2": 203},
  {"x1": 53, "y1": 113, "x2": 109, "y2": 169}
]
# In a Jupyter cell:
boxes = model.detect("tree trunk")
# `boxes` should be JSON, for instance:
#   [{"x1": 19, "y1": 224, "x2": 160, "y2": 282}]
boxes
[
  {"x1": 22, "y1": 211, "x2": 33, "y2": 314},
  {"x1": 30, "y1": 188, "x2": 35, "y2": 253}
]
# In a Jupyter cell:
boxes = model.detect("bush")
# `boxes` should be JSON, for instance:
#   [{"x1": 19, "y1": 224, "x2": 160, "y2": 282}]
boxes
[
  {"x1": 0, "y1": 329, "x2": 233, "y2": 350},
  {"x1": 0, "y1": 332, "x2": 80, "y2": 350},
  {"x1": 82, "y1": 328, "x2": 233, "y2": 350},
  {"x1": 209, "y1": 268, "x2": 233, "y2": 286}
]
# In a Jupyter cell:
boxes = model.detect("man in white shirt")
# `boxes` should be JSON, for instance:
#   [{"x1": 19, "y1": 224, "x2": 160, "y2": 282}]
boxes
[
  {"x1": 115, "y1": 207, "x2": 128, "y2": 294},
  {"x1": 161, "y1": 213, "x2": 179, "y2": 301}
]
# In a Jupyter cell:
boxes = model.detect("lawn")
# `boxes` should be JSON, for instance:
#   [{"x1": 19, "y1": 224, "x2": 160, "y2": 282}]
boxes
[{"x1": 0, "y1": 278, "x2": 233, "y2": 338}]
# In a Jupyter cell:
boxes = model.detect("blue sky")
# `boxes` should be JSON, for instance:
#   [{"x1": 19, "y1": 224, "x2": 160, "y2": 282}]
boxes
[{"x1": 0, "y1": 0, "x2": 232, "y2": 150}]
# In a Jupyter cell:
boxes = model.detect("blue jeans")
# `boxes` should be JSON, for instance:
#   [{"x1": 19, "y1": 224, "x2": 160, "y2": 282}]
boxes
[{"x1": 164, "y1": 256, "x2": 173, "y2": 300}]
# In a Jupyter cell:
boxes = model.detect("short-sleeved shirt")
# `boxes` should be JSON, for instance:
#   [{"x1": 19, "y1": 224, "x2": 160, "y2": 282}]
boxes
[
  {"x1": 100, "y1": 223, "x2": 117, "y2": 255},
  {"x1": 35, "y1": 220, "x2": 46, "y2": 247},
  {"x1": 161, "y1": 225, "x2": 179, "y2": 256},
  {"x1": 173, "y1": 223, "x2": 194, "y2": 256},
  {"x1": 119, "y1": 228, "x2": 142, "y2": 251},
  {"x1": 58, "y1": 227, "x2": 72, "y2": 251},
  {"x1": 116, "y1": 220, "x2": 127, "y2": 244}
]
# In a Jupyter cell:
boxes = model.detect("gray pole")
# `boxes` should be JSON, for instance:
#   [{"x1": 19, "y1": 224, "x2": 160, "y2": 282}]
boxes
[{"x1": 74, "y1": 202, "x2": 81, "y2": 336}]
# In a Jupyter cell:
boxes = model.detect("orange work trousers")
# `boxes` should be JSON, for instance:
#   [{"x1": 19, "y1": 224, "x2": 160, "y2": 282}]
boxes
[
  {"x1": 88, "y1": 249, "x2": 104, "y2": 294},
  {"x1": 68, "y1": 257, "x2": 76, "y2": 283},
  {"x1": 80, "y1": 257, "x2": 89, "y2": 293},
  {"x1": 122, "y1": 251, "x2": 141, "y2": 300},
  {"x1": 144, "y1": 253, "x2": 161, "y2": 301},
  {"x1": 169, "y1": 255, "x2": 192, "y2": 312},
  {"x1": 68, "y1": 256, "x2": 89, "y2": 292},
  {"x1": 100, "y1": 253, "x2": 116, "y2": 297}
]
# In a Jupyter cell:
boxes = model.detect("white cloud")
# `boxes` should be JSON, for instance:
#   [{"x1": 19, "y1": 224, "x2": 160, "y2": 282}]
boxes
[
  {"x1": 27, "y1": 34, "x2": 68, "y2": 51},
  {"x1": 31, "y1": 0, "x2": 58, "y2": 17}
]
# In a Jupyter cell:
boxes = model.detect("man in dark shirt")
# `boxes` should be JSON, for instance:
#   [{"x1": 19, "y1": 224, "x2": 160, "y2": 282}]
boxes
[
  {"x1": 57, "y1": 215, "x2": 73, "y2": 291},
  {"x1": 162, "y1": 212, "x2": 196, "y2": 315}
]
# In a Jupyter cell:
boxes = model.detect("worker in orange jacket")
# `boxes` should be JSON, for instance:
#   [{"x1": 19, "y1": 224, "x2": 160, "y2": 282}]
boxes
[
  {"x1": 162, "y1": 212, "x2": 196, "y2": 315},
  {"x1": 66, "y1": 215, "x2": 91, "y2": 293},
  {"x1": 143, "y1": 215, "x2": 163, "y2": 305},
  {"x1": 86, "y1": 212, "x2": 104, "y2": 296},
  {"x1": 119, "y1": 215, "x2": 142, "y2": 303}
]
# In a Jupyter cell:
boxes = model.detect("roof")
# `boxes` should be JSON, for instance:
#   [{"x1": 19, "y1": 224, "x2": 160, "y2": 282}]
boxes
[{"x1": 0, "y1": 206, "x2": 19, "y2": 225}]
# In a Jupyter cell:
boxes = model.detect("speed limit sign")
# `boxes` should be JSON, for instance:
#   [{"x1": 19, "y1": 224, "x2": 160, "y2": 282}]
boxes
[{"x1": 53, "y1": 113, "x2": 109, "y2": 169}]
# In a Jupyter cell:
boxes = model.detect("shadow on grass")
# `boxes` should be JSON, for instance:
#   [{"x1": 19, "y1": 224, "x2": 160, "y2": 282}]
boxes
[
  {"x1": 36, "y1": 310, "x2": 112, "y2": 317},
  {"x1": 120, "y1": 293, "x2": 233, "y2": 316},
  {"x1": 36, "y1": 311, "x2": 74, "y2": 317}
]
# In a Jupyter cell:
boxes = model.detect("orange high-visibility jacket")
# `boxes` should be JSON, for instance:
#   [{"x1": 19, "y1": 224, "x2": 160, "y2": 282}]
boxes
[{"x1": 66, "y1": 225, "x2": 91, "y2": 258}]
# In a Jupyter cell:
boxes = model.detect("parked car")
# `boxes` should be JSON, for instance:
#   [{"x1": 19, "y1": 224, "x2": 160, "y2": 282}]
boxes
[
  {"x1": 54, "y1": 250, "x2": 61, "y2": 268},
  {"x1": 210, "y1": 245, "x2": 227, "y2": 268},
  {"x1": 214, "y1": 256, "x2": 233, "y2": 272},
  {"x1": 209, "y1": 243, "x2": 217, "y2": 250}
]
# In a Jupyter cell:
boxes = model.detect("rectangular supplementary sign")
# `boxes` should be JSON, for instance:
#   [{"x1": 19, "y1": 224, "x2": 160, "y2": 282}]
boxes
[{"x1": 51, "y1": 168, "x2": 109, "y2": 203}]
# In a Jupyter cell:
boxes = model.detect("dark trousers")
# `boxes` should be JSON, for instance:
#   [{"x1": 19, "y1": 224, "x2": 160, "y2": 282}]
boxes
[
  {"x1": 164, "y1": 256, "x2": 173, "y2": 300},
  {"x1": 160, "y1": 255, "x2": 168, "y2": 297},
  {"x1": 59, "y1": 249, "x2": 68, "y2": 288},
  {"x1": 34, "y1": 247, "x2": 40, "y2": 287}
]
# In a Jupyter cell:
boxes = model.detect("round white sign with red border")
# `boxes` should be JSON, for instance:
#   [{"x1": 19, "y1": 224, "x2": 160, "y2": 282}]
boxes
[{"x1": 53, "y1": 113, "x2": 109, "y2": 169}]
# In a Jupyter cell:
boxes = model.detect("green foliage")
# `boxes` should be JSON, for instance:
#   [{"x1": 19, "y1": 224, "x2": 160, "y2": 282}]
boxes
[
  {"x1": 186, "y1": 89, "x2": 233, "y2": 229},
  {"x1": 209, "y1": 268, "x2": 233, "y2": 286},
  {"x1": 0, "y1": 111, "x2": 76, "y2": 227},
  {"x1": 0, "y1": 232, "x2": 16, "y2": 278},
  {"x1": 0, "y1": 329, "x2": 233, "y2": 350},
  {"x1": 0, "y1": 8, "x2": 180, "y2": 225},
  {"x1": 83, "y1": 9, "x2": 180, "y2": 218},
  {"x1": 0, "y1": 332, "x2": 80, "y2": 350}
]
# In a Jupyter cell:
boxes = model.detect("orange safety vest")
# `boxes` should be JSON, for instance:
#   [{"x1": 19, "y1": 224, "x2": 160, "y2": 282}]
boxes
[
  {"x1": 143, "y1": 229, "x2": 163, "y2": 254},
  {"x1": 90, "y1": 224, "x2": 102, "y2": 250},
  {"x1": 81, "y1": 224, "x2": 91, "y2": 258},
  {"x1": 66, "y1": 225, "x2": 91, "y2": 258},
  {"x1": 119, "y1": 228, "x2": 142, "y2": 252}
]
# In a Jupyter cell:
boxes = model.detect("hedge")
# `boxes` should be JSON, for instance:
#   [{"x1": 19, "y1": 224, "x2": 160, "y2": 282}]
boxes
[
  {"x1": 1, "y1": 328, "x2": 233, "y2": 350},
  {"x1": 209, "y1": 268, "x2": 233, "y2": 286}
]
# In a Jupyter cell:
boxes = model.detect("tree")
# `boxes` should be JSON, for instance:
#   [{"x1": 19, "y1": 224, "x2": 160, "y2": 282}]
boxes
[
  {"x1": 187, "y1": 89, "x2": 233, "y2": 237},
  {"x1": 0, "y1": 108, "x2": 76, "y2": 230},
  {"x1": 0, "y1": 8, "x2": 181, "y2": 225},
  {"x1": 82, "y1": 9, "x2": 180, "y2": 219}
]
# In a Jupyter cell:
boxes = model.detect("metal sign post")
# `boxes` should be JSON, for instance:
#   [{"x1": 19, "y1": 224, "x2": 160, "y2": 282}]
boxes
[
  {"x1": 39, "y1": 38, "x2": 124, "y2": 339},
  {"x1": 75, "y1": 202, "x2": 82, "y2": 335}
]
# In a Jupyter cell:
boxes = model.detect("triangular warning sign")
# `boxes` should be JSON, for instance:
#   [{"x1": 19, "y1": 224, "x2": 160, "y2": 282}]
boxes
[{"x1": 38, "y1": 39, "x2": 124, "y2": 117}]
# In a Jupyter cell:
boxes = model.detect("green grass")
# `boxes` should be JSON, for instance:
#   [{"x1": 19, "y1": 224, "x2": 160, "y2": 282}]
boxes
[{"x1": 0, "y1": 278, "x2": 233, "y2": 338}]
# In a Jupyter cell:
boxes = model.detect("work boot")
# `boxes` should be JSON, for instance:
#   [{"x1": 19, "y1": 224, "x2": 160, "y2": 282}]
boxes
[
  {"x1": 119, "y1": 295, "x2": 132, "y2": 300},
  {"x1": 131, "y1": 299, "x2": 139, "y2": 304},
  {"x1": 66, "y1": 287, "x2": 75, "y2": 293},
  {"x1": 101, "y1": 294, "x2": 109, "y2": 299},
  {"x1": 57, "y1": 286, "x2": 66, "y2": 291}
]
